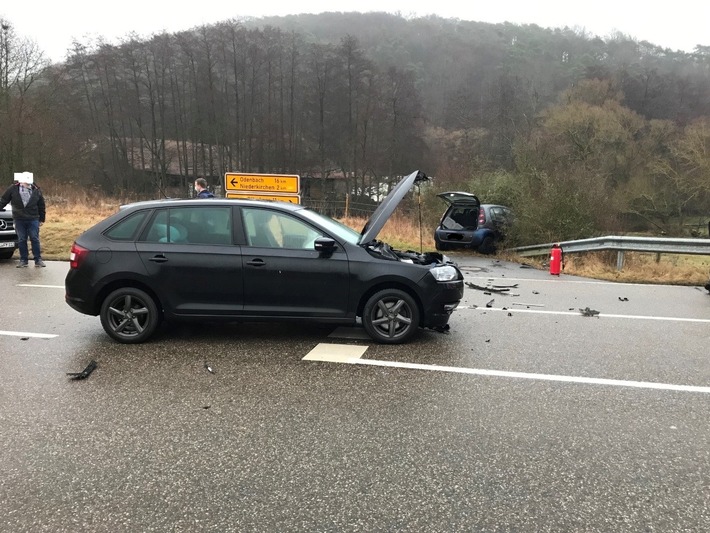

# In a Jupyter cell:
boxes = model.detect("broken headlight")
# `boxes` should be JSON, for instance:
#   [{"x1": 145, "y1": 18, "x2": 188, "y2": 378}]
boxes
[{"x1": 429, "y1": 265, "x2": 459, "y2": 282}]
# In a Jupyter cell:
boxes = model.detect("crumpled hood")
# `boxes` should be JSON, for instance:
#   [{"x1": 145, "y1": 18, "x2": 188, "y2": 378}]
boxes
[{"x1": 364, "y1": 240, "x2": 456, "y2": 266}]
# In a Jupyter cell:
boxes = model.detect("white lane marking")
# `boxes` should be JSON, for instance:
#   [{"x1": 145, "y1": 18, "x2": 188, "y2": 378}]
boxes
[
  {"x1": 463, "y1": 275, "x2": 691, "y2": 287},
  {"x1": 304, "y1": 343, "x2": 368, "y2": 362},
  {"x1": 0, "y1": 330, "x2": 57, "y2": 339},
  {"x1": 304, "y1": 348, "x2": 710, "y2": 394},
  {"x1": 17, "y1": 284, "x2": 64, "y2": 289},
  {"x1": 458, "y1": 306, "x2": 710, "y2": 323}
]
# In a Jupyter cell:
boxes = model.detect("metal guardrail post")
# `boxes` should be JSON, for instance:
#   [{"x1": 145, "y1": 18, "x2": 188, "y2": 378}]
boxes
[{"x1": 616, "y1": 250, "x2": 624, "y2": 271}]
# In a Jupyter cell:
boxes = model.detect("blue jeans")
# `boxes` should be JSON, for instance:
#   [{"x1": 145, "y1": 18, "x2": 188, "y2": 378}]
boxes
[{"x1": 15, "y1": 219, "x2": 42, "y2": 263}]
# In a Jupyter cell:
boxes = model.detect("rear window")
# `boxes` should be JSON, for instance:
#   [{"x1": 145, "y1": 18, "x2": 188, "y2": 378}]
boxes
[
  {"x1": 141, "y1": 207, "x2": 232, "y2": 245},
  {"x1": 104, "y1": 211, "x2": 148, "y2": 241}
]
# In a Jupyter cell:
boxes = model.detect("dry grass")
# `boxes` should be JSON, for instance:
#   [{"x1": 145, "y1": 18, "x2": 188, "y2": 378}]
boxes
[
  {"x1": 566, "y1": 251, "x2": 710, "y2": 285},
  {"x1": 33, "y1": 200, "x2": 710, "y2": 286},
  {"x1": 501, "y1": 250, "x2": 710, "y2": 286},
  {"x1": 340, "y1": 214, "x2": 436, "y2": 250},
  {"x1": 41, "y1": 202, "x2": 120, "y2": 260}
]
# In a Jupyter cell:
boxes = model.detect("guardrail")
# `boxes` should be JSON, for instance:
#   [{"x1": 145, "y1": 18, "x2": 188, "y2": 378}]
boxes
[{"x1": 507, "y1": 235, "x2": 710, "y2": 270}]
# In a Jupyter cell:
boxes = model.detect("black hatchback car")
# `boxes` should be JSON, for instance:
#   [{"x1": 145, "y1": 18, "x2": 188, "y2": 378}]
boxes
[{"x1": 65, "y1": 170, "x2": 464, "y2": 344}]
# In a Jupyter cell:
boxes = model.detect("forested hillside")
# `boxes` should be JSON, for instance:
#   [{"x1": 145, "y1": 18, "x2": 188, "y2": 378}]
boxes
[{"x1": 1, "y1": 12, "x2": 709, "y2": 241}]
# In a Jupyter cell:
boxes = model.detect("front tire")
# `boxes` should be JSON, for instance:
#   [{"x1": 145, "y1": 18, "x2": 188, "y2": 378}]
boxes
[
  {"x1": 0, "y1": 248, "x2": 15, "y2": 259},
  {"x1": 362, "y1": 289, "x2": 420, "y2": 344},
  {"x1": 100, "y1": 287, "x2": 160, "y2": 343}
]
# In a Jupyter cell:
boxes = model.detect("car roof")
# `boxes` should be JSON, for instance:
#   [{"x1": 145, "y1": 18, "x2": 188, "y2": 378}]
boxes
[{"x1": 119, "y1": 197, "x2": 305, "y2": 212}]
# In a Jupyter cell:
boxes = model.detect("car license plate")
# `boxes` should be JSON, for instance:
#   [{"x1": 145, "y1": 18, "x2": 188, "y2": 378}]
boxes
[{"x1": 0, "y1": 242, "x2": 15, "y2": 248}]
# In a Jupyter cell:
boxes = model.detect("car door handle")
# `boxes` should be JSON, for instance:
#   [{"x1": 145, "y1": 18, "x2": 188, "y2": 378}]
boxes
[
  {"x1": 246, "y1": 258, "x2": 265, "y2": 266},
  {"x1": 149, "y1": 254, "x2": 168, "y2": 263}
]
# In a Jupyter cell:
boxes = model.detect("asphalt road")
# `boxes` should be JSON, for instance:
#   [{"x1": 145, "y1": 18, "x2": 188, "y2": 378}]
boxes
[{"x1": 1, "y1": 256, "x2": 709, "y2": 532}]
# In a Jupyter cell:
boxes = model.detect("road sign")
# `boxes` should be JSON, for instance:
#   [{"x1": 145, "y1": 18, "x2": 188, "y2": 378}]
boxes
[
  {"x1": 225, "y1": 192, "x2": 301, "y2": 204},
  {"x1": 225, "y1": 173, "x2": 300, "y2": 194}
]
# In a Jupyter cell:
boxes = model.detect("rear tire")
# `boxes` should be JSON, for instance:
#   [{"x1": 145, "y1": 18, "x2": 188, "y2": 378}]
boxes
[
  {"x1": 100, "y1": 287, "x2": 160, "y2": 344},
  {"x1": 478, "y1": 236, "x2": 496, "y2": 255},
  {"x1": 362, "y1": 289, "x2": 420, "y2": 344}
]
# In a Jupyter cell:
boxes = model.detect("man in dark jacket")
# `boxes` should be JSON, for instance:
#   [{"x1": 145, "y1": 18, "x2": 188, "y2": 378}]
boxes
[
  {"x1": 0, "y1": 172, "x2": 46, "y2": 267},
  {"x1": 194, "y1": 177, "x2": 215, "y2": 198}
]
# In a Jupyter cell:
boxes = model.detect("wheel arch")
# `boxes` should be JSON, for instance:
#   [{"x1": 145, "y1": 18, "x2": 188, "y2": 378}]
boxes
[
  {"x1": 95, "y1": 279, "x2": 163, "y2": 317},
  {"x1": 356, "y1": 282, "x2": 424, "y2": 326},
  {"x1": 474, "y1": 228, "x2": 497, "y2": 254}
]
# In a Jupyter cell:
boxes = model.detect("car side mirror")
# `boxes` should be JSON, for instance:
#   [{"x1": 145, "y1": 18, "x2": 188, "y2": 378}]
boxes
[{"x1": 314, "y1": 237, "x2": 336, "y2": 253}]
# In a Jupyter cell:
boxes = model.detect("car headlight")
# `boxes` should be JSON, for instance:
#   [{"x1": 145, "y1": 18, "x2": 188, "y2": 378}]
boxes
[{"x1": 429, "y1": 265, "x2": 459, "y2": 282}]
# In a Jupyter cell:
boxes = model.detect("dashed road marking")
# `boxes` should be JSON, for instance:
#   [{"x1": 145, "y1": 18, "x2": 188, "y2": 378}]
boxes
[
  {"x1": 304, "y1": 343, "x2": 368, "y2": 362},
  {"x1": 17, "y1": 284, "x2": 64, "y2": 289},
  {"x1": 0, "y1": 330, "x2": 57, "y2": 339}
]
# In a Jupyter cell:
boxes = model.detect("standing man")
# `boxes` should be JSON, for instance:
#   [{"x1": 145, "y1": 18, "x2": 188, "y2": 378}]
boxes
[
  {"x1": 194, "y1": 177, "x2": 214, "y2": 198},
  {"x1": 0, "y1": 172, "x2": 46, "y2": 267}
]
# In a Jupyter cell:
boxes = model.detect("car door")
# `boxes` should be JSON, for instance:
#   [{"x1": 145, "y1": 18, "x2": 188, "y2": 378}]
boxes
[
  {"x1": 239, "y1": 206, "x2": 351, "y2": 318},
  {"x1": 136, "y1": 206, "x2": 244, "y2": 316}
]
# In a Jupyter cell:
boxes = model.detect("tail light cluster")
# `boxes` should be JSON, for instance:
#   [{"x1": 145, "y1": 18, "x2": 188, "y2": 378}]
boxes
[
  {"x1": 69, "y1": 243, "x2": 89, "y2": 269},
  {"x1": 478, "y1": 208, "x2": 486, "y2": 225}
]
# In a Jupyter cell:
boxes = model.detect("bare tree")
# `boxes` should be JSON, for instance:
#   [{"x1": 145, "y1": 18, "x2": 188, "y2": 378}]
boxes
[{"x1": 0, "y1": 20, "x2": 49, "y2": 178}]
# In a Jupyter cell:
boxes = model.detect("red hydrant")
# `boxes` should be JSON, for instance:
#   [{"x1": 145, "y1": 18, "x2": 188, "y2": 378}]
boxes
[{"x1": 549, "y1": 243, "x2": 563, "y2": 276}]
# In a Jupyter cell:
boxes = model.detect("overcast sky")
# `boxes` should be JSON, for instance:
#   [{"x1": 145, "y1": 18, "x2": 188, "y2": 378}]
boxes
[{"x1": 2, "y1": 1, "x2": 708, "y2": 63}]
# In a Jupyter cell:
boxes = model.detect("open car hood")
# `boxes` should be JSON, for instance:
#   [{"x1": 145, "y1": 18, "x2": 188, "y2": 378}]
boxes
[
  {"x1": 359, "y1": 170, "x2": 429, "y2": 244},
  {"x1": 437, "y1": 191, "x2": 480, "y2": 207}
]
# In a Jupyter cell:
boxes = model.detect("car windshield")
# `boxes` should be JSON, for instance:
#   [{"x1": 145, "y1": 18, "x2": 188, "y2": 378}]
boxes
[{"x1": 298, "y1": 208, "x2": 362, "y2": 244}]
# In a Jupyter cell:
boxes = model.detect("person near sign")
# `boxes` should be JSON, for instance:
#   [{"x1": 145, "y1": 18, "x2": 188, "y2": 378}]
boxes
[
  {"x1": 0, "y1": 172, "x2": 46, "y2": 267},
  {"x1": 194, "y1": 177, "x2": 214, "y2": 198}
]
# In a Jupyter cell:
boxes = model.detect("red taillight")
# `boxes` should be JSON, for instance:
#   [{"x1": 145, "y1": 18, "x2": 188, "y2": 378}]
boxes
[
  {"x1": 69, "y1": 243, "x2": 89, "y2": 269},
  {"x1": 478, "y1": 209, "x2": 486, "y2": 224}
]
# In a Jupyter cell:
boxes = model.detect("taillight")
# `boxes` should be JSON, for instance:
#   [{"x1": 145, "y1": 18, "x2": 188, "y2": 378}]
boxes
[
  {"x1": 478, "y1": 209, "x2": 486, "y2": 224},
  {"x1": 69, "y1": 243, "x2": 89, "y2": 269}
]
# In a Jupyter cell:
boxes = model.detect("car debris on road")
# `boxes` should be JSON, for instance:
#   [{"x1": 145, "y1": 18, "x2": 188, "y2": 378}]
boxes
[
  {"x1": 465, "y1": 281, "x2": 520, "y2": 296},
  {"x1": 579, "y1": 307, "x2": 600, "y2": 317},
  {"x1": 67, "y1": 360, "x2": 97, "y2": 380}
]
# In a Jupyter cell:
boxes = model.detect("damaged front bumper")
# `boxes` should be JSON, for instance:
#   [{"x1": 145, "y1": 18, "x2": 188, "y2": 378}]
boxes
[{"x1": 421, "y1": 280, "x2": 464, "y2": 329}]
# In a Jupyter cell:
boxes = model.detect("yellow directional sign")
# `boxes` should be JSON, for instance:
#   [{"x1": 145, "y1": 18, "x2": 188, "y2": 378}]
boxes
[
  {"x1": 225, "y1": 173, "x2": 300, "y2": 194},
  {"x1": 225, "y1": 192, "x2": 301, "y2": 204}
]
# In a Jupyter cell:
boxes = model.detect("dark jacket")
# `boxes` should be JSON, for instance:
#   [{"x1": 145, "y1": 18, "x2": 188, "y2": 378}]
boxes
[
  {"x1": 197, "y1": 189, "x2": 215, "y2": 198},
  {"x1": 0, "y1": 183, "x2": 46, "y2": 222}
]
